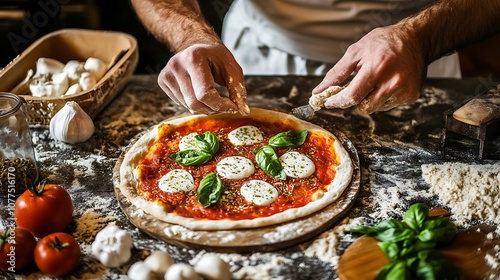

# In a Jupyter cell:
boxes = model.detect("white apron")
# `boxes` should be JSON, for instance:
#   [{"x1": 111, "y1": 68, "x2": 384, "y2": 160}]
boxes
[{"x1": 221, "y1": 0, "x2": 461, "y2": 77}]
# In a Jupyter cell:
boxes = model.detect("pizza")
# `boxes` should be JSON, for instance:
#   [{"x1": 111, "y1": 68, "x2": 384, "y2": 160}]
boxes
[{"x1": 119, "y1": 108, "x2": 353, "y2": 230}]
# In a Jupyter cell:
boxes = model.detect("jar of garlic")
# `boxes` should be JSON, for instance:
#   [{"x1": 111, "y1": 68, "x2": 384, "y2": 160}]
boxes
[{"x1": 0, "y1": 92, "x2": 39, "y2": 197}]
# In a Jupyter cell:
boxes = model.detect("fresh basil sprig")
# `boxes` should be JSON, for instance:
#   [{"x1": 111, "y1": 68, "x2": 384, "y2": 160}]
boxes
[
  {"x1": 254, "y1": 145, "x2": 286, "y2": 180},
  {"x1": 268, "y1": 130, "x2": 308, "y2": 148},
  {"x1": 169, "y1": 150, "x2": 213, "y2": 166},
  {"x1": 346, "y1": 203, "x2": 463, "y2": 280},
  {"x1": 170, "y1": 132, "x2": 220, "y2": 166},
  {"x1": 197, "y1": 172, "x2": 224, "y2": 207},
  {"x1": 195, "y1": 132, "x2": 220, "y2": 155}
]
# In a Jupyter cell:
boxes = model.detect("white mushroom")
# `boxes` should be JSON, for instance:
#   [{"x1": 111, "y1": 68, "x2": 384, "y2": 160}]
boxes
[
  {"x1": 29, "y1": 76, "x2": 51, "y2": 97},
  {"x1": 128, "y1": 261, "x2": 156, "y2": 280},
  {"x1": 144, "y1": 251, "x2": 175, "y2": 278},
  {"x1": 64, "y1": 83, "x2": 81, "y2": 96},
  {"x1": 34, "y1": 57, "x2": 64, "y2": 77},
  {"x1": 79, "y1": 72, "x2": 97, "y2": 91},
  {"x1": 84, "y1": 57, "x2": 107, "y2": 81},
  {"x1": 50, "y1": 72, "x2": 69, "y2": 96},
  {"x1": 193, "y1": 254, "x2": 231, "y2": 280},
  {"x1": 164, "y1": 263, "x2": 200, "y2": 280},
  {"x1": 62, "y1": 60, "x2": 85, "y2": 84}
]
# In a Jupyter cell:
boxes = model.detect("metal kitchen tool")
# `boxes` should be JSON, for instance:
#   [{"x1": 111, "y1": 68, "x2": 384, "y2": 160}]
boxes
[
  {"x1": 442, "y1": 83, "x2": 500, "y2": 159},
  {"x1": 291, "y1": 84, "x2": 349, "y2": 120},
  {"x1": 291, "y1": 104, "x2": 315, "y2": 120}
]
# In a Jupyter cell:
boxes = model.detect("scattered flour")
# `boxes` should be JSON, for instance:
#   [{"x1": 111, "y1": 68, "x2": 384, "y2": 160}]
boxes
[{"x1": 421, "y1": 162, "x2": 500, "y2": 226}]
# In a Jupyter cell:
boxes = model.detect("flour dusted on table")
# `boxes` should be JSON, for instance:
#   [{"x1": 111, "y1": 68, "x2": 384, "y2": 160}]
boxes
[{"x1": 421, "y1": 163, "x2": 500, "y2": 226}]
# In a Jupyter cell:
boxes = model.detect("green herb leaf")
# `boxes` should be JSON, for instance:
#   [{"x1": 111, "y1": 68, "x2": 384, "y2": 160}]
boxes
[
  {"x1": 372, "y1": 219, "x2": 415, "y2": 242},
  {"x1": 197, "y1": 173, "x2": 224, "y2": 207},
  {"x1": 418, "y1": 217, "x2": 457, "y2": 244},
  {"x1": 345, "y1": 225, "x2": 377, "y2": 235},
  {"x1": 195, "y1": 132, "x2": 220, "y2": 155},
  {"x1": 414, "y1": 249, "x2": 464, "y2": 280},
  {"x1": 378, "y1": 241, "x2": 401, "y2": 261},
  {"x1": 268, "y1": 130, "x2": 308, "y2": 148},
  {"x1": 254, "y1": 145, "x2": 286, "y2": 180},
  {"x1": 169, "y1": 150, "x2": 213, "y2": 166},
  {"x1": 400, "y1": 240, "x2": 437, "y2": 258},
  {"x1": 375, "y1": 260, "x2": 410, "y2": 280},
  {"x1": 403, "y1": 202, "x2": 429, "y2": 232}
]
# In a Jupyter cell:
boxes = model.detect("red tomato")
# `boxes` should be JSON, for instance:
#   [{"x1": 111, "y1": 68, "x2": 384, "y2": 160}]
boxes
[
  {"x1": 14, "y1": 183, "x2": 73, "y2": 238},
  {"x1": 0, "y1": 227, "x2": 37, "y2": 272},
  {"x1": 34, "y1": 232, "x2": 80, "y2": 277}
]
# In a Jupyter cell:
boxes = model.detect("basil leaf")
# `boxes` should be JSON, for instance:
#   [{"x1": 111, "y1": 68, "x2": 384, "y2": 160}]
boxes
[
  {"x1": 197, "y1": 172, "x2": 224, "y2": 207},
  {"x1": 418, "y1": 217, "x2": 457, "y2": 244},
  {"x1": 378, "y1": 241, "x2": 401, "y2": 261},
  {"x1": 169, "y1": 150, "x2": 213, "y2": 166},
  {"x1": 268, "y1": 130, "x2": 308, "y2": 148},
  {"x1": 345, "y1": 225, "x2": 377, "y2": 235},
  {"x1": 254, "y1": 145, "x2": 286, "y2": 180},
  {"x1": 195, "y1": 132, "x2": 220, "y2": 155},
  {"x1": 403, "y1": 202, "x2": 429, "y2": 232},
  {"x1": 372, "y1": 219, "x2": 415, "y2": 242},
  {"x1": 400, "y1": 240, "x2": 436, "y2": 258},
  {"x1": 375, "y1": 260, "x2": 410, "y2": 280},
  {"x1": 415, "y1": 249, "x2": 464, "y2": 280}
]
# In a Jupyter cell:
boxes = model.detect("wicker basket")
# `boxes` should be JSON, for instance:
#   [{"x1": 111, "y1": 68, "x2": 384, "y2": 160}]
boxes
[{"x1": 0, "y1": 29, "x2": 138, "y2": 126}]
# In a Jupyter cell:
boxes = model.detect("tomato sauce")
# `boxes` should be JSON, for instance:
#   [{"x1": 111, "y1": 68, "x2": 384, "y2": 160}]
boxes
[{"x1": 137, "y1": 117, "x2": 339, "y2": 220}]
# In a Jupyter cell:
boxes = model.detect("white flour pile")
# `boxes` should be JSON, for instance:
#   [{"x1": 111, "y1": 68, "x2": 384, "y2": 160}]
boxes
[{"x1": 421, "y1": 162, "x2": 500, "y2": 226}]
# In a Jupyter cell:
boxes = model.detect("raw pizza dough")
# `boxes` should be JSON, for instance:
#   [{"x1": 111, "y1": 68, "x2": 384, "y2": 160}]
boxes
[{"x1": 119, "y1": 108, "x2": 353, "y2": 230}]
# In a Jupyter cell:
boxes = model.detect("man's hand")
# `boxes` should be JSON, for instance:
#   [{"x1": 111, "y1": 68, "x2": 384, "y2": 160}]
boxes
[
  {"x1": 313, "y1": 26, "x2": 426, "y2": 114},
  {"x1": 158, "y1": 43, "x2": 250, "y2": 115}
]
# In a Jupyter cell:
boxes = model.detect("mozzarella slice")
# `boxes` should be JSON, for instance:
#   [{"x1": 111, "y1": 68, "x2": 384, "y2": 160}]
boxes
[
  {"x1": 158, "y1": 169, "x2": 194, "y2": 193},
  {"x1": 228, "y1": 125, "x2": 263, "y2": 146},
  {"x1": 216, "y1": 156, "x2": 255, "y2": 179},
  {"x1": 179, "y1": 132, "x2": 200, "y2": 151},
  {"x1": 280, "y1": 151, "x2": 315, "y2": 178},
  {"x1": 240, "y1": 180, "x2": 278, "y2": 206}
]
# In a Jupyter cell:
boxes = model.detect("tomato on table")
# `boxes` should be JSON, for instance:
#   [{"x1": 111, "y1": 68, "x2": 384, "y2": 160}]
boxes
[
  {"x1": 14, "y1": 182, "x2": 73, "y2": 238},
  {"x1": 0, "y1": 227, "x2": 37, "y2": 272},
  {"x1": 34, "y1": 232, "x2": 81, "y2": 277}
]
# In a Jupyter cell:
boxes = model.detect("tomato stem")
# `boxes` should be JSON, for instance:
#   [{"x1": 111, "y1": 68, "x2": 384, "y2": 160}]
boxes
[
  {"x1": 0, "y1": 229, "x2": 11, "y2": 248},
  {"x1": 28, "y1": 179, "x2": 47, "y2": 196},
  {"x1": 50, "y1": 237, "x2": 69, "y2": 251}
]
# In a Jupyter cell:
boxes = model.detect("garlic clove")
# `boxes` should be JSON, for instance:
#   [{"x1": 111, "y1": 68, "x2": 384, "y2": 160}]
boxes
[
  {"x1": 79, "y1": 72, "x2": 97, "y2": 91},
  {"x1": 84, "y1": 57, "x2": 107, "y2": 81},
  {"x1": 50, "y1": 72, "x2": 69, "y2": 97},
  {"x1": 64, "y1": 83, "x2": 81, "y2": 96},
  {"x1": 49, "y1": 101, "x2": 95, "y2": 144},
  {"x1": 34, "y1": 57, "x2": 65, "y2": 77},
  {"x1": 63, "y1": 60, "x2": 85, "y2": 84}
]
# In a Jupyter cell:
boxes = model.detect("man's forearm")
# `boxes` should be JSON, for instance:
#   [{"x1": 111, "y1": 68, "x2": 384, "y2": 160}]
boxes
[
  {"x1": 399, "y1": 0, "x2": 500, "y2": 64},
  {"x1": 131, "y1": 0, "x2": 222, "y2": 53}
]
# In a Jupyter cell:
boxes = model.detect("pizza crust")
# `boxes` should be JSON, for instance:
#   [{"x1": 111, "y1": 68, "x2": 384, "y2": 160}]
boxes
[{"x1": 119, "y1": 108, "x2": 353, "y2": 230}]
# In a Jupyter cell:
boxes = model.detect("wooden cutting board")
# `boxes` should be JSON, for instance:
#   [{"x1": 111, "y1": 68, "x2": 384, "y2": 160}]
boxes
[{"x1": 338, "y1": 209, "x2": 499, "y2": 279}]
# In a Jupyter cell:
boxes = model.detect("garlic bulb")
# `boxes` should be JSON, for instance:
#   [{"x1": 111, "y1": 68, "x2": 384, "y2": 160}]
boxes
[{"x1": 50, "y1": 101, "x2": 95, "y2": 144}]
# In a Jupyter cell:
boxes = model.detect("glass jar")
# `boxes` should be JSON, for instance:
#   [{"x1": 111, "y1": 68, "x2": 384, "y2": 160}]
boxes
[{"x1": 0, "y1": 92, "x2": 39, "y2": 197}]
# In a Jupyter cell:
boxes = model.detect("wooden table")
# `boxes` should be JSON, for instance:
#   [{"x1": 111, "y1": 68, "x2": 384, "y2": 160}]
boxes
[{"x1": 1, "y1": 75, "x2": 499, "y2": 279}]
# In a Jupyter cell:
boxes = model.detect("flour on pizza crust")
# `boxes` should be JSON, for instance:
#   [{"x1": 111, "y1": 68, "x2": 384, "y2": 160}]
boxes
[{"x1": 119, "y1": 108, "x2": 353, "y2": 230}]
